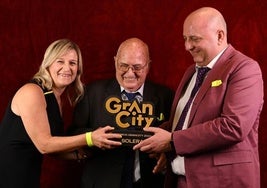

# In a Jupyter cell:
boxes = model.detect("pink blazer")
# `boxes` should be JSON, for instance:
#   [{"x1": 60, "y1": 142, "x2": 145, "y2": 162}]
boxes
[{"x1": 165, "y1": 45, "x2": 264, "y2": 188}]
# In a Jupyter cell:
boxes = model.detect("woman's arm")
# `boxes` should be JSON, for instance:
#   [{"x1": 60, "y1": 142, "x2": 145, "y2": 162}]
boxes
[{"x1": 11, "y1": 83, "x2": 121, "y2": 154}]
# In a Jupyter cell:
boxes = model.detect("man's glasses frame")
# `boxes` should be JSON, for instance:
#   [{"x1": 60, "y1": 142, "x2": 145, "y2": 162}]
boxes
[{"x1": 117, "y1": 62, "x2": 148, "y2": 73}]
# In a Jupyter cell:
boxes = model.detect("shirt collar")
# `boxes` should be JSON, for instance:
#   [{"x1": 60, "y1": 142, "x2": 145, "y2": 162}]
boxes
[
  {"x1": 120, "y1": 84, "x2": 144, "y2": 96},
  {"x1": 196, "y1": 47, "x2": 227, "y2": 69}
]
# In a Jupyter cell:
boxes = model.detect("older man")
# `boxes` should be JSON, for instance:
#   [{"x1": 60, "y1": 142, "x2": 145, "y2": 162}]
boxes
[{"x1": 72, "y1": 37, "x2": 174, "y2": 188}]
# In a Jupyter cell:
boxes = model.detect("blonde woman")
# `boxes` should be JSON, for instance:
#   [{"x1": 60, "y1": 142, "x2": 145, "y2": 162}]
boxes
[{"x1": 0, "y1": 39, "x2": 121, "y2": 188}]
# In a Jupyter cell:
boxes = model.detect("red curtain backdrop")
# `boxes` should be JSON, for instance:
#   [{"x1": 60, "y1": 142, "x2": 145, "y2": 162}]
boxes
[{"x1": 0, "y1": 1, "x2": 266, "y2": 187}]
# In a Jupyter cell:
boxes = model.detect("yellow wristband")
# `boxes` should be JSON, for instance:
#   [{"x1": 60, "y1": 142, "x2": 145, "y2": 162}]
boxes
[{"x1": 85, "y1": 132, "x2": 94, "y2": 147}]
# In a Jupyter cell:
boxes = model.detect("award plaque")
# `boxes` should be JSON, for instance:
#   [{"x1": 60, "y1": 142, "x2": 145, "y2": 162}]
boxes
[
  {"x1": 105, "y1": 96, "x2": 157, "y2": 146},
  {"x1": 112, "y1": 129, "x2": 154, "y2": 146}
]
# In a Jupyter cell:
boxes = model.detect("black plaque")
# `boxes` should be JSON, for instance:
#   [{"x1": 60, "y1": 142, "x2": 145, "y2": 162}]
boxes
[
  {"x1": 112, "y1": 129, "x2": 154, "y2": 146},
  {"x1": 105, "y1": 96, "x2": 156, "y2": 146}
]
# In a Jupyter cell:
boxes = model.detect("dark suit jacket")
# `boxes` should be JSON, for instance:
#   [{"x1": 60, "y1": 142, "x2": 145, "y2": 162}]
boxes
[
  {"x1": 72, "y1": 79, "x2": 174, "y2": 188},
  {"x1": 163, "y1": 45, "x2": 264, "y2": 188}
]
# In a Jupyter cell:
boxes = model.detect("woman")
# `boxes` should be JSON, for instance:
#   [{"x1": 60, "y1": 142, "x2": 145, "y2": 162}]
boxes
[{"x1": 0, "y1": 39, "x2": 121, "y2": 188}]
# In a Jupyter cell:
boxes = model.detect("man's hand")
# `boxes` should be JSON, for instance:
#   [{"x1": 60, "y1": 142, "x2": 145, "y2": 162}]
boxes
[
  {"x1": 133, "y1": 127, "x2": 172, "y2": 153},
  {"x1": 151, "y1": 153, "x2": 167, "y2": 174}
]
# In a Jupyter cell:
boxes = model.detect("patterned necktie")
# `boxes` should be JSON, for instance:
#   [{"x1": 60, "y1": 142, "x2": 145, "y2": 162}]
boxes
[
  {"x1": 175, "y1": 67, "x2": 210, "y2": 131},
  {"x1": 122, "y1": 91, "x2": 141, "y2": 102}
]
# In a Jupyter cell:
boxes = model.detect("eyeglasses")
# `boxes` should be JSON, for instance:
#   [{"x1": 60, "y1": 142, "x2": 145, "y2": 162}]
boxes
[{"x1": 117, "y1": 63, "x2": 148, "y2": 73}]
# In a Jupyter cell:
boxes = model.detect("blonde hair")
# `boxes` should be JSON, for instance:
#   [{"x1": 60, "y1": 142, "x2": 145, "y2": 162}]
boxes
[{"x1": 33, "y1": 39, "x2": 84, "y2": 106}]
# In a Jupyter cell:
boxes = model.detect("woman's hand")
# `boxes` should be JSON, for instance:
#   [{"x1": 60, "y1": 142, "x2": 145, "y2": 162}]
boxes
[{"x1": 91, "y1": 126, "x2": 122, "y2": 149}]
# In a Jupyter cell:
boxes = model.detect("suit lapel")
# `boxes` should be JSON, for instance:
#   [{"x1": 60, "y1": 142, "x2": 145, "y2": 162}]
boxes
[
  {"x1": 187, "y1": 70, "x2": 212, "y2": 126},
  {"x1": 169, "y1": 65, "x2": 196, "y2": 127},
  {"x1": 187, "y1": 45, "x2": 234, "y2": 127},
  {"x1": 105, "y1": 79, "x2": 121, "y2": 98}
]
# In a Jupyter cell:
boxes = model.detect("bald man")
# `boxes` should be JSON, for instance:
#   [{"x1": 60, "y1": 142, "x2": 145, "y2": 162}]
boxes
[
  {"x1": 134, "y1": 7, "x2": 263, "y2": 188},
  {"x1": 71, "y1": 37, "x2": 174, "y2": 188}
]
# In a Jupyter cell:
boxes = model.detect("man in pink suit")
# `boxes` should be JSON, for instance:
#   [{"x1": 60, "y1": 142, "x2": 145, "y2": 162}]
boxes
[{"x1": 134, "y1": 7, "x2": 264, "y2": 188}]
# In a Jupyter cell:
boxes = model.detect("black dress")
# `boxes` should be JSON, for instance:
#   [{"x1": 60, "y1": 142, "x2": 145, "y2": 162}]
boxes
[{"x1": 0, "y1": 81, "x2": 64, "y2": 188}]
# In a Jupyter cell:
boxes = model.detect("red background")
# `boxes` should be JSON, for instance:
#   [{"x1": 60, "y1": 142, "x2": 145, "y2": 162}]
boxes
[{"x1": 0, "y1": 1, "x2": 266, "y2": 187}]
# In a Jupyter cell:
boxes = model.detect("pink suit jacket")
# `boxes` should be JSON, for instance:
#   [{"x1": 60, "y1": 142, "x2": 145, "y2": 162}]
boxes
[{"x1": 164, "y1": 45, "x2": 264, "y2": 188}]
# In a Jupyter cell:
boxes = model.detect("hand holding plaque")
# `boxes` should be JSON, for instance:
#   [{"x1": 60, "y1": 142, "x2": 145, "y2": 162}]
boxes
[{"x1": 105, "y1": 96, "x2": 156, "y2": 146}]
